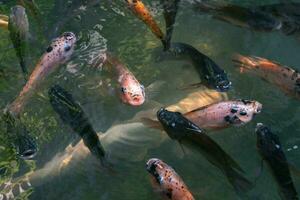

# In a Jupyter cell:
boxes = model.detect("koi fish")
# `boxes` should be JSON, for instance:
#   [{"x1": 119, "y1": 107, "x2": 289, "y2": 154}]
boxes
[
  {"x1": 184, "y1": 99, "x2": 262, "y2": 130},
  {"x1": 160, "y1": 42, "x2": 231, "y2": 92},
  {"x1": 233, "y1": 54, "x2": 300, "y2": 100},
  {"x1": 8, "y1": 5, "x2": 29, "y2": 81},
  {"x1": 156, "y1": 108, "x2": 253, "y2": 194},
  {"x1": 8, "y1": 32, "x2": 77, "y2": 116},
  {"x1": 48, "y1": 85, "x2": 107, "y2": 167},
  {"x1": 104, "y1": 53, "x2": 145, "y2": 106},
  {"x1": 146, "y1": 158, "x2": 195, "y2": 200},
  {"x1": 125, "y1": 0, "x2": 166, "y2": 48},
  {"x1": 256, "y1": 123, "x2": 299, "y2": 200},
  {"x1": 161, "y1": 0, "x2": 181, "y2": 50},
  {"x1": 4, "y1": 32, "x2": 76, "y2": 159},
  {"x1": 194, "y1": 1, "x2": 282, "y2": 32}
]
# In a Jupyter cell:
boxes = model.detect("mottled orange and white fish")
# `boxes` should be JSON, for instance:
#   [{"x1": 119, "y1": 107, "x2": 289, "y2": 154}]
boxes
[
  {"x1": 104, "y1": 53, "x2": 145, "y2": 106},
  {"x1": 146, "y1": 158, "x2": 195, "y2": 200},
  {"x1": 141, "y1": 99, "x2": 261, "y2": 131},
  {"x1": 8, "y1": 32, "x2": 77, "y2": 116},
  {"x1": 184, "y1": 99, "x2": 262, "y2": 130},
  {"x1": 125, "y1": 0, "x2": 166, "y2": 47},
  {"x1": 233, "y1": 55, "x2": 300, "y2": 100}
]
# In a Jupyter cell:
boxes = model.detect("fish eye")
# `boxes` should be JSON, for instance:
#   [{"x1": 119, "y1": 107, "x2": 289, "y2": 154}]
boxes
[
  {"x1": 121, "y1": 87, "x2": 127, "y2": 93},
  {"x1": 46, "y1": 46, "x2": 53, "y2": 53}
]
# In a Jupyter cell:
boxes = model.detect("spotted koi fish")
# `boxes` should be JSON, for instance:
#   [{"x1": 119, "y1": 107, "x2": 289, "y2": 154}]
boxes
[
  {"x1": 8, "y1": 32, "x2": 77, "y2": 116},
  {"x1": 184, "y1": 99, "x2": 262, "y2": 130},
  {"x1": 233, "y1": 55, "x2": 300, "y2": 100},
  {"x1": 146, "y1": 158, "x2": 195, "y2": 200},
  {"x1": 104, "y1": 53, "x2": 145, "y2": 106},
  {"x1": 125, "y1": 0, "x2": 166, "y2": 48}
]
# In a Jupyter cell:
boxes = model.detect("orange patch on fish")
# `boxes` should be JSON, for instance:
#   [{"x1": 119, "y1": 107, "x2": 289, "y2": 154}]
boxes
[{"x1": 126, "y1": 0, "x2": 164, "y2": 40}]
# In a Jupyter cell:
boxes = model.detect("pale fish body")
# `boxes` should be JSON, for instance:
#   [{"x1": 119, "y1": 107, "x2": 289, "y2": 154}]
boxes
[
  {"x1": 146, "y1": 158, "x2": 195, "y2": 200},
  {"x1": 184, "y1": 100, "x2": 262, "y2": 130},
  {"x1": 104, "y1": 53, "x2": 145, "y2": 106},
  {"x1": 8, "y1": 32, "x2": 76, "y2": 117}
]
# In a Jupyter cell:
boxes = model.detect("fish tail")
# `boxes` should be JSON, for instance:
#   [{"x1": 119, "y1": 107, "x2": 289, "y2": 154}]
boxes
[
  {"x1": 225, "y1": 168, "x2": 253, "y2": 194},
  {"x1": 232, "y1": 54, "x2": 259, "y2": 72},
  {"x1": 193, "y1": 1, "x2": 220, "y2": 13}
]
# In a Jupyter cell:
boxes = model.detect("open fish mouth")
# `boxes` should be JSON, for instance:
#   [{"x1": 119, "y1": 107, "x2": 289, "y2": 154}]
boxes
[
  {"x1": 146, "y1": 158, "x2": 162, "y2": 184},
  {"x1": 216, "y1": 80, "x2": 232, "y2": 92}
]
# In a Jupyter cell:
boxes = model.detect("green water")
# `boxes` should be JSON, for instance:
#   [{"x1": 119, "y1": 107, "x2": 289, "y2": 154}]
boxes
[{"x1": 0, "y1": 0, "x2": 300, "y2": 199}]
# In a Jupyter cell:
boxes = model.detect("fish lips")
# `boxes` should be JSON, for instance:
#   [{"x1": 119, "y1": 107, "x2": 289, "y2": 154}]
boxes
[{"x1": 146, "y1": 159, "x2": 162, "y2": 184}]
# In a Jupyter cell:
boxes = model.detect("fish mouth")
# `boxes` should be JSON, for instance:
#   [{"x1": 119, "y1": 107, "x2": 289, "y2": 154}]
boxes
[
  {"x1": 146, "y1": 158, "x2": 162, "y2": 184},
  {"x1": 20, "y1": 149, "x2": 37, "y2": 160},
  {"x1": 255, "y1": 102, "x2": 263, "y2": 114},
  {"x1": 216, "y1": 80, "x2": 232, "y2": 92},
  {"x1": 156, "y1": 108, "x2": 167, "y2": 121},
  {"x1": 63, "y1": 32, "x2": 76, "y2": 41},
  {"x1": 255, "y1": 123, "x2": 265, "y2": 133},
  {"x1": 127, "y1": 94, "x2": 145, "y2": 106}
]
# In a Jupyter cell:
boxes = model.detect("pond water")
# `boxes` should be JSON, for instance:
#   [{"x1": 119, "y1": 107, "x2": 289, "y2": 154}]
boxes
[{"x1": 0, "y1": 0, "x2": 300, "y2": 199}]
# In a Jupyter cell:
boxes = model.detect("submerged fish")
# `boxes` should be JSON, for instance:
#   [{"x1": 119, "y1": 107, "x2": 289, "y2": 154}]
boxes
[
  {"x1": 48, "y1": 85, "x2": 107, "y2": 166},
  {"x1": 4, "y1": 32, "x2": 76, "y2": 159},
  {"x1": 8, "y1": 32, "x2": 76, "y2": 116},
  {"x1": 161, "y1": 0, "x2": 181, "y2": 50},
  {"x1": 8, "y1": 5, "x2": 29, "y2": 80},
  {"x1": 142, "y1": 99, "x2": 261, "y2": 131},
  {"x1": 156, "y1": 108, "x2": 253, "y2": 194},
  {"x1": 146, "y1": 158, "x2": 195, "y2": 200},
  {"x1": 103, "y1": 53, "x2": 145, "y2": 106},
  {"x1": 255, "y1": 123, "x2": 299, "y2": 200},
  {"x1": 184, "y1": 100, "x2": 262, "y2": 130},
  {"x1": 233, "y1": 55, "x2": 300, "y2": 100},
  {"x1": 3, "y1": 111, "x2": 37, "y2": 159},
  {"x1": 125, "y1": 0, "x2": 166, "y2": 48},
  {"x1": 160, "y1": 42, "x2": 231, "y2": 92},
  {"x1": 194, "y1": 1, "x2": 282, "y2": 32}
]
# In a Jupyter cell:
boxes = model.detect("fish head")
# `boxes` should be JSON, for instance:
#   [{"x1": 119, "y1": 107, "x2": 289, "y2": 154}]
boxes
[
  {"x1": 255, "y1": 123, "x2": 281, "y2": 155},
  {"x1": 212, "y1": 73, "x2": 232, "y2": 92},
  {"x1": 120, "y1": 77, "x2": 145, "y2": 106},
  {"x1": 45, "y1": 32, "x2": 77, "y2": 65},
  {"x1": 232, "y1": 100, "x2": 262, "y2": 124},
  {"x1": 157, "y1": 108, "x2": 203, "y2": 139},
  {"x1": 146, "y1": 158, "x2": 168, "y2": 185}
]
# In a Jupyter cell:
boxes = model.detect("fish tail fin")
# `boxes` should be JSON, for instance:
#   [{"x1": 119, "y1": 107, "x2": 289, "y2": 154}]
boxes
[
  {"x1": 232, "y1": 54, "x2": 259, "y2": 72},
  {"x1": 193, "y1": 1, "x2": 220, "y2": 13},
  {"x1": 225, "y1": 168, "x2": 253, "y2": 194}
]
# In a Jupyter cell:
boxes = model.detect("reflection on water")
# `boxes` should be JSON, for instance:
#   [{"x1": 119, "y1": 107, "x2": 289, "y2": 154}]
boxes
[{"x1": 0, "y1": 0, "x2": 300, "y2": 200}]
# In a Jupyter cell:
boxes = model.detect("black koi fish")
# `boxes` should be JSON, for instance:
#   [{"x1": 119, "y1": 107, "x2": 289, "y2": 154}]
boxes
[
  {"x1": 256, "y1": 123, "x2": 299, "y2": 200},
  {"x1": 157, "y1": 108, "x2": 253, "y2": 195},
  {"x1": 48, "y1": 85, "x2": 107, "y2": 166}
]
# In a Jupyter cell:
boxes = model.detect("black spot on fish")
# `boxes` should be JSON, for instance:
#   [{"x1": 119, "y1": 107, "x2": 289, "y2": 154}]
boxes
[
  {"x1": 241, "y1": 99, "x2": 252, "y2": 104},
  {"x1": 240, "y1": 110, "x2": 247, "y2": 116},
  {"x1": 224, "y1": 115, "x2": 239, "y2": 124},
  {"x1": 230, "y1": 107, "x2": 238, "y2": 113},
  {"x1": 46, "y1": 46, "x2": 53, "y2": 53},
  {"x1": 165, "y1": 189, "x2": 173, "y2": 199},
  {"x1": 121, "y1": 87, "x2": 127, "y2": 93}
]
